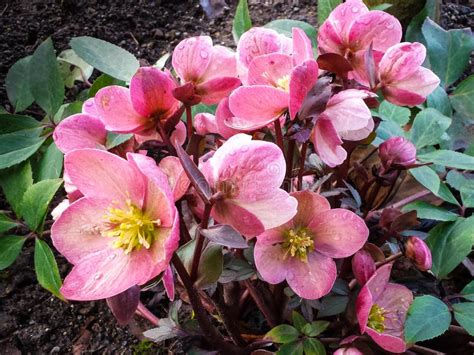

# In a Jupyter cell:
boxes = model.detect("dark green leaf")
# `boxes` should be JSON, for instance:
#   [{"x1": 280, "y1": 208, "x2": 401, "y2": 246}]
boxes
[
  {"x1": 0, "y1": 114, "x2": 40, "y2": 134},
  {"x1": 29, "y1": 38, "x2": 64, "y2": 116},
  {"x1": 37, "y1": 142, "x2": 63, "y2": 180},
  {"x1": 0, "y1": 214, "x2": 18, "y2": 234},
  {"x1": 405, "y1": 295, "x2": 451, "y2": 343},
  {"x1": 401, "y1": 201, "x2": 458, "y2": 222},
  {"x1": 265, "y1": 324, "x2": 300, "y2": 344},
  {"x1": 5, "y1": 56, "x2": 34, "y2": 112},
  {"x1": 88, "y1": 73, "x2": 126, "y2": 98},
  {"x1": 0, "y1": 235, "x2": 26, "y2": 270},
  {"x1": 232, "y1": 0, "x2": 252, "y2": 44},
  {"x1": 417, "y1": 150, "x2": 474, "y2": 170},
  {"x1": 106, "y1": 133, "x2": 133, "y2": 149},
  {"x1": 450, "y1": 75, "x2": 474, "y2": 118},
  {"x1": 377, "y1": 100, "x2": 410, "y2": 125},
  {"x1": 406, "y1": 0, "x2": 440, "y2": 43},
  {"x1": 278, "y1": 340, "x2": 304, "y2": 355},
  {"x1": 427, "y1": 86, "x2": 452, "y2": 117},
  {"x1": 0, "y1": 125, "x2": 45, "y2": 170},
  {"x1": 317, "y1": 295, "x2": 349, "y2": 318},
  {"x1": 70, "y1": 36, "x2": 139, "y2": 82},
  {"x1": 264, "y1": 20, "x2": 317, "y2": 48},
  {"x1": 34, "y1": 238, "x2": 63, "y2": 299},
  {"x1": 318, "y1": 0, "x2": 342, "y2": 25},
  {"x1": 292, "y1": 311, "x2": 307, "y2": 332},
  {"x1": 461, "y1": 281, "x2": 474, "y2": 302},
  {"x1": 410, "y1": 108, "x2": 451, "y2": 149},
  {"x1": 0, "y1": 161, "x2": 33, "y2": 218},
  {"x1": 302, "y1": 320, "x2": 329, "y2": 337},
  {"x1": 452, "y1": 302, "x2": 474, "y2": 336},
  {"x1": 410, "y1": 166, "x2": 459, "y2": 206},
  {"x1": 303, "y1": 338, "x2": 326, "y2": 355}
]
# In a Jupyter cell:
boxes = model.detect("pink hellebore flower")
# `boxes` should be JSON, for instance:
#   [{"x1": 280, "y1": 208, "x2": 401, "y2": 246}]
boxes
[
  {"x1": 379, "y1": 136, "x2": 417, "y2": 170},
  {"x1": 378, "y1": 42, "x2": 440, "y2": 106},
  {"x1": 334, "y1": 347, "x2": 363, "y2": 355},
  {"x1": 356, "y1": 264, "x2": 413, "y2": 353},
  {"x1": 255, "y1": 191, "x2": 369, "y2": 299},
  {"x1": 311, "y1": 89, "x2": 375, "y2": 167},
  {"x1": 51, "y1": 149, "x2": 179, "y2": 300},
  {"x1": 405, "y1": 236, "x2": 432, "y2": 272},
  {"x1": 200, "y1": 133, "x2": 297, "y2": 237},
  {"x1": 94, "y1": 67, "x2": 180, "y2": 135},
  {"x1": 158, "y1": 156, "x2": 191, "y2": 202},
  {"x1": 229, "y1": 28, "x2": 318, "y2": 130},
  {"x1": 194, "y1": 97, "x2": 241, "y2": 139},
  {"x1": 352, "y1": 249, "x2": 376, "y2": 286},
  {"x1": 172, "y1": 36, "x2": 241, "y2": 105}
]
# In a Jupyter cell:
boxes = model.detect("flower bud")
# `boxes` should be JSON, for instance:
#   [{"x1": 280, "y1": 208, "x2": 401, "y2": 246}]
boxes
[
  {"x1": 334, "y1": 347, "x2": 363, "y2": 355},
  {"x1": 379, "y1": 136, "x2": 417, "y2": 170},
  {"x1": 352, "y1": 250, "x2": 376, "y2": 286},
  {"x1": 405, "y1": 236, "x2": 432, "y2": 271}
]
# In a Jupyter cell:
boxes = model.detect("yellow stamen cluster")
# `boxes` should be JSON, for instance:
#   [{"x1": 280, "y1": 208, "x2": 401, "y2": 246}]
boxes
[
  {"x1": 368, "y1": 304, "x2": 386, "y2": 333},
  {"x1": 282, "y1": 227, "x2": 314, "y2": 262},
  {"x1": 103, "y1": 199, "x2": 160, "y2": 254},
  {"x1": 276, "y1": 75, "x2": 290, "y2": 92}
]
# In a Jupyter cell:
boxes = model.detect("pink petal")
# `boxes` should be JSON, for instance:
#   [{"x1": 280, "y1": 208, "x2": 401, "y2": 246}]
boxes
[
  {"x1": 212, "y1": 200, "x2": 265, "y2": 237},
  {"x1": 64, "y1": 149, "x2": 145, "y2": 205},
  {"x1": 292, "y1": 28, "x2": 314, "y2": 66},
  {"x1": 289, "y1": 59, "x2": 319, "y2": 119},
  {"x1": 382, "y1": 87, "x2": 426, "y2": 106},
  {"x1": 312, "y1": 117, "x2": 347, "y2": 168},
  {"x1": 82, "y1": 98, "x2": 99, "y2": 117},
  {"x1": 349, "y1": 49, "x2": 384, "y2": 87},
  {"x1": 365, "y1": 328, "x2": 407, "y2": 353},
  {"x1": 356, "y1": 285, "x2": 373, "y2": 333},
  {"x1": 95, "y1": 86, "x2": 148, "y2": 133},
  {"x1": 365, "y1": 264, "x2": 392, "y2": 302},
  {"x1": 287, "y1": 251, "x2": 337, "y2": 299},
  {"x1": 215, "y1": 97, "x2": 242, "y2": 139},
  {"x1": 163, "y1": 266, "x2": 175, "y2": 301},
  {"x1": 148, "y1": 213, "x2": 180, "y2": 272},
  {"x1": 340, "y1": 118, "x2": 374, "y2": 141},
  {"x1": 247, "y1": 53, "x2": 293, "y2": 86},
  {"x1": 194, "y1": 112, "x2": 219, "y2": 136},
  {"x1": 308, "y1": 208, "x2": 368, "y2": 258},
  {"x1": 379, "y1": 42, "x2": 427, "y2": 83},
  {"x1": 196, "y1": 77, "x2": 241, "y2": 105},
  {"x1": 53, "y1": 114, "x2": 107, "y2": 154},
  {"x1": 159, "y1": 156, "x2": 191, "y2": 201},
  {"x1": 130, "y1": 67, "x2": 179, "y2": 118},
  {"x1": 376, "y1": 283, "x2": 412, "y2": 335},
  {"x1": 348, "y1": 11, "x2": 402, "y2": 52},
  {"x1": 172, "y1": 36, "x2": 213, "y2": 82},
  {"x1": 254, "y1": 240, "x2": 290, "y2": 284},
  {"x1": 255, "y1": 224, "x2": 290, "y2": 246},
  {"x1": 291, "y1": 191, "x2": 330, "y2": 227},
  {"x1": 200, "y1": 45, "x2": 238, "y2": 82}
]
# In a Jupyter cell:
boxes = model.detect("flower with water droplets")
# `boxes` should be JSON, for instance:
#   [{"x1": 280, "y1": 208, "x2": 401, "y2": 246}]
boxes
[{"x1": 254, "y1": 190, "x2": 368, "y2": 299}]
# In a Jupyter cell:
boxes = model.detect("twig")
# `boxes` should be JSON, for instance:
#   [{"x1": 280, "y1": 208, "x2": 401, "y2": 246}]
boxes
[{"x1": 243, "y1": 280, "x2": 277, "y2": 328}]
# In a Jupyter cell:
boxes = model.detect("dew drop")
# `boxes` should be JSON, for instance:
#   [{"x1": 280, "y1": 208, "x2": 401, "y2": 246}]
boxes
[
  {"x1": 351, "y1": 6, "x2": 360, "y2": 13},
  {"x1": 94, "y1": 273, "x2": 102, "y2": 280},
  {"x1": 178, "y1": 43, "x2": 185, "y2": 50},
  {"x1": 385, "y1": 23, "x2": 394, "y2": 30},
  {"x1": 200, "y1": 50, "x2": 209, "y2": 59},
  {"x1": 109, "y1": 253, "x2": 116, "y2": 260},
  {"x1": 334, "y1": 236, "x2": 341, "y2": 241}
]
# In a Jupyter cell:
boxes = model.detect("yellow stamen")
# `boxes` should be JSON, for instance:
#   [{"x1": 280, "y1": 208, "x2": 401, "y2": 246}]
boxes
[
  {"x1": 368, "y1": 304, "x2": 386, "y2": 333},
  {"x1": 282, "y1": 227, "x2": 314, "y2": 262},
  {"x1": 276, "y1": 75, "x2": 290, "y2": 91}
]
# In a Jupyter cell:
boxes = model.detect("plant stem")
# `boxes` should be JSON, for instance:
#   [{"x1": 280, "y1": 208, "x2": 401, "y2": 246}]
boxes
[
  {"x1": 243, "y1": 280, "x2": 277, "y2": 328},
  {"x1": 375, "y1": 252, "x2": 403, "y2": 267},
  {"x1": 387, "y1": 189, "x2": 432, "y2": 210},
  {"x1": 285, "y1": 139, "x2": 295, "y2": 192},
  {"x1": 215, "y1": 284, "x2": 247, "y2": 346},
  {"x1": 136, "y1": 302, "x2": 159, "y2": 326},
  {"x1": 274, "y1": 118, "x2": 284, "y2": 153},
  {"x1": 186, "y1": 105, "x2": 193, "y2": 139},
  {"x1": 156, "y1": 119, "x2": 177, "y2": 156},
  {"x1": 297, "y1": 142, "x2": 308, "y2": 191},
  {"x1": 190, "y1": 203, "x2": 213, "y2": 281}
]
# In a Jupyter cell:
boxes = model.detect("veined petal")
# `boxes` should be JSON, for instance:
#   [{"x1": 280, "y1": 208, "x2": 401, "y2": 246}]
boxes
[
  {"x1": 215, "y1": 97, "x2": 242, "y2": 139},
  {"x1": 254, "y1": 241, "x2": 290, "y2": 284},
  {"x1": 312, "y1": 117, "x2": 347, "y2": 167},
  {"x1": 379, "y1": 42, "x2": 427, "y2": 83},
  {"x1": 196, "y1": 76, "x2": 241, "y2": 105},
  {"x1": 291, "y1": 191, "x2": 331, "y2": 227},
  {"x1": 247, "y1": 53, "x2": 293, "y2": 86},
  {"x1": 200, "y1": 45, "x2": 238, "y2": 82},
  {"x1": 172, "y1": 36, "x2": 213, "y2": 82},
  {"x1": 365, "y1": 328, "x2": 407, "y2": 353},
  {"x1": 292, "y1": 27, "x2": 314, "y2": 66},
  {"x1": 289, "y1": 59, "x2": 319, "y2": 119},
  {"x1": 159, "y1": 156, "x2": 191, "y2": 202},
  {"x1": 212, "y1": 200, "x2": 265, "y2": 237}
]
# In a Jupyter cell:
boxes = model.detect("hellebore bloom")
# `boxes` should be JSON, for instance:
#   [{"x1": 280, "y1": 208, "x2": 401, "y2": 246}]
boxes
[
  {"x1": 254, "y1": 191, "x2": 369, "y2": 299},
  {"x1": 200, "y1": 133, "x2": 297, "y2": 237},
  {"x1": 51, "y1": 149, "x2": 179, "y2": 300},
  {"x1": 356, "y1": 264, "x2": 413, "y2": 353},
  {"x1": 334, "y1": 348, "x2": 363, "y2": 355},
  {"x1": 194, "y1": 97, "x2": 241, "y2": 139},
  {"x1": 311, "y1": 89, "x2": 375, "y2": 167},
  {"x1": 379, "y1": 136, "x2": 417, "y2": 170},
  {"x1": 405, "y1": 236, "x2": 432, "y2": 272},
  {"x1": 172, "y1": 36, "x2": 241, "y2": 105},
  {"x1": 158, "y1": 156, "x2": 190, "y2": 202},
  {"x1": 94, "y1": 67, "x2": 180, "y2": 135},
  {"x1": 378, "y1": 42, "x2": 440, "y2": 106},
  {"x1": 352, "y1": 249, "x2": 376, "y2": 286},
  {"x1": 229, "y1": 28, "x2": 318, "y2": 130}
]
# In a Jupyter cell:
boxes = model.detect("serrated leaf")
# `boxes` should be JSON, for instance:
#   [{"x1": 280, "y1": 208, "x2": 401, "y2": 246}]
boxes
[
  {"x1": 418, "y1": 150, "x2": 474, "y2": 171},
  {"x1": 34, "y1": 238, "x2": 63, "y2": 299},
  {"x1": 30, "y1": 38, "x2": 64, "y2": 116},
  {"x1": 0, "y1": 214, "x2": 18, "y2": 234},
  {"x1": 0, "y1": 235, "x2": 26, "y2": 270},
  {"x1": 453, "y1": 302, "x2": 474, "y2": 336},
  {"x1": 265, "y1": 324, "x2": 300, "y2": 344},
  {"x1": 0, "y1": 161, "x2": 33, "y2": 218},
  {"x1": 461, "y1": 281, "x2": 474, "y2": 302},
  {"x1": 450, "y1": 75, "x2": 474, "y2": 119},
  {"x1": 292, "y1": 311, "x2": 307, "y2": 333},
  {"x1": 377, "y1": 100, "x2": 410, "y2": 126},
  {"x1": 410, "y1": 108, "x2": 451, "y2": 149},
  {"x1": 303, "y1": 338, "x2": 326, "y2": 355},
  {"x1": 6, "y1": 56, "x2": 34, "y2": 112},
  {"x1": 318, "y1": 0, "x2": 342, "y2": 25},
  {"x1": 37, "y1": 142, "x2": 63, "y2": 180},
  {"x1": 70, "y1": 36, "x2": 139, "y2": 82},
  {"x1": 410, "y1": 166, "x2": 459, "y2": 206},
  {"x1": 401, "y1": 201, "x2": 458, "y2": 221},
  {"x1": 405, "y1": 295, "x2": 451, "y2": 343},
  {"x1": 264, "y1": 20, "x2": 317, "y2": 48},
  {"x1": 232, "y1": 0, "x2": 252, "y2": 44}
]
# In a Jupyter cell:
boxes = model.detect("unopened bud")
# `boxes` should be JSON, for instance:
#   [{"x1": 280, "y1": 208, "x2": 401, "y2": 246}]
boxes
[
  {"x1": 334, "y1": 347, "x2": 363, "y2": 355},
  {"x1": 352, "y1": 250, "x2": 376, "y2": 286},
  {"x1": 379, "y1": 136, "x2": 416, "y2": 170},
  {"x1": 405, "y1": 236, "x2": 432, "y2": 271}
]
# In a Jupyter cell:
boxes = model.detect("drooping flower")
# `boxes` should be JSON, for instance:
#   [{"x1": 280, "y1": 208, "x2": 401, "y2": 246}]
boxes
[
  {"x1": 51, "y1": 149, "x2": 179, "y2": 300},
  {"x1": 379, "y1": 136, "x2": 417, "y2": 170},
  {"x1": 200, "y1": 133, "x2": 297, "y2": 237},
  {"x1": 311, "y1": 89, "x2": 375, "y2": 167},
  {"x1": 352, "y1": 249, "x2": 376, "y2": 286},
  {"x1": 405, "y1": 236, "x2": 432, "y2": 272},
  {"x1": 356, "y1": 264, "x2": 413, "y2": 353},
  {"x1": 172, "y1": 36, "x2": 241, "y2": 105},
  {"x1": 193, "y1": 97, "x2": 241, "y2": 139},
  {"x1": 254, "y1": 191, "x2": 368, "y2": 299}
]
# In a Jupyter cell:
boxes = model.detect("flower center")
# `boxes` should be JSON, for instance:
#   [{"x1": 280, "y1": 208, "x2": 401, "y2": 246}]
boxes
[
  {"x1": 282, "y1": 227, "x2": 314, "y2": 262},
  {"x1": 103, "y1": 199, "x2": 161, "y2": 254},
  {"x1": 276, "y1": 75, "x2": 290, "y2": 91},
  {"x1": 368, "y1": 304, "x2": 386, "y2": 333},
  {"x1": 217, "y1": 180, "x2": 239, "y2": 199}
]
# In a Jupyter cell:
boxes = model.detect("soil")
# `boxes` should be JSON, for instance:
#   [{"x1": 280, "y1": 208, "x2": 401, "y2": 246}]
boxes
[{"x1": 0, "y1": 0, "x2": 473, "y2": 354}]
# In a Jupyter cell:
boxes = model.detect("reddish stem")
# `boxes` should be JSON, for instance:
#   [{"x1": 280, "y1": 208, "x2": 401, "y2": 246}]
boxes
[
  {"x1": 297, "y1": 142, "x2": 308, "y2": 191},
  {"x1": 274, "y1": 118, "x2": 284, "y2": 153},
  {"x1": 186, "y1": 105, "x2": 193, "y2": 139},
  {"x1": 190, "y1": 202, "x2": 213, "y2": 281},
  {"x1": 136, "y1": 302, "x2": 159, "y2": 326}
]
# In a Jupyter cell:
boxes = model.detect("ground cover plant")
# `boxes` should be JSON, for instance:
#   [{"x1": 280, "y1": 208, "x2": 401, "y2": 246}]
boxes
[{"x1": 1, "y1": 0, "x2": 473, "y2": 353}]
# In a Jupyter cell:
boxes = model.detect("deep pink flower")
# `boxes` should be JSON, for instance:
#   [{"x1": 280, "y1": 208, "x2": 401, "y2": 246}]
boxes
[
  {"x1": 51, "y1": 149, "x2": 179, "y2": 300},
  {"x1": 405, "y1": 236, "x2": 432, "y2": 272},
  {"x1": 378, "y1": 42, "x2": 440, "y2": 106},
  {"x1": 356, "y1": 264, "x2": 413, "y2": 353},
  {"x1": 334, "y1": 347, "x2": 363, "y2": 355},
  {"x1": 352, "y1": 250, "x2": 376, "y2": 286},
  {"x1": 379, "y1": 136, "x2": 417, "y2": 170},
  {"x1": 193, "y1": 97, "x2": 241, "y2": 139},
  {"x1": 172, "y1": 36, "x2": 241, "y2": 105},
  {"x1": 200, "y1": 134, "x2": 297, "y2": 237},
  {"x1": 311, "y1": 89, "x2": 375, "y2": 167},
  {"x1": 254, "y1": 191, "x2": 368, "y2": 299}
]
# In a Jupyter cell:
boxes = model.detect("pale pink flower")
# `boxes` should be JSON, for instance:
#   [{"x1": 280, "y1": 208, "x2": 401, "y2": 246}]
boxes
[
  {"x1": 356, "y1": 264, "x2": 413, "y2": 353},
  {"x1": 51, "y1": 149, "x2": 179, "y2": 300},
  {"x1": 172, "y1": 36, "x2": 241, "y2": 105},
  {"x1": 158, "y1": 156, "x2": 190, "y2": 202},
  {"x1": 193, "y1": 98, "x2": 241, "y2": 139},
  {"x1": 254, "y1": 191, "x2": 368, "y2": 299},
  {"x1": 334, "y1": 347, "x2": 363, "y2": 355},
  {"x1": 311, "y1": 89, "x2": 375, "y2": 167},
  {"x1": 200, "y1": 134, "x2": 297, "y2": 237}
]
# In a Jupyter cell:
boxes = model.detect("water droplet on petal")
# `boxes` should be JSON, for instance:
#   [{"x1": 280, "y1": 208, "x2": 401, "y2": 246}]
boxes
[
  {"x1": 109, "y1": 253, "x2": 116, "y2": 260},
  {"x1": 351, "y1": 6, "x2": 360, "y2": 13},
  {"x1": 178, "y1": 43, "x2": 185, "y2": 50},
  {"x1": 386, "y1": 23, "x2": 394, "y2": 30},
  {"x1": 200, "y1": 50, "x2": 209, "y2": 59},
  {"x1": 94, "y1": 273, "x2": 102, "y2": 280}
]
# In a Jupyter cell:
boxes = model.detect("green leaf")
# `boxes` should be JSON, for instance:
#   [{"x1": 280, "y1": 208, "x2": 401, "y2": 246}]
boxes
[
  {"x1": 317, "y1": 295, "x2": 349, "y2": 318},
  {"x1": 461, "y1": 281, "x2": 474, "y2": 302},
  {"x1": 232, "y1": 0, "x2": 252, "y2": 44},
  {"x1": 427, "y1": 86, "x2": 452, "y2": 117},
  {"x1": 292, "y1": 311, "x2": 307, "y2": 332},
  {"x1": 426, "y1": 217, "x2": 474, "y2": 278},
  {"x1": 377, "y1": 100, "x2": 410, "y2": 126},
  {"x1": 53, "y1": 101, "x2": 84, "y2": 124},
  {"x1": 37, "y1": 142, "x2": 63, "y2": 180},
  {"x1": 375, "y1": 120, "x2": 406, "y2": 144},
  {"x1": 34, "y1": 238, "x2": 63, "y2": 299},
  {"x1": 405, "y1": 295, "x2": 451, "y2": 343},
  {"x1": 0, "y1": 161, "x2": 33, "y2": 218},
  {"x1": 406, "y1": 0, "x2": 440, "y2": 43},
  {"x1": 0, "y1": 114, "x2": 40, "y2": 134},
  {"x1": 302, "y1": 321, "x2": 330, "y2": 337},
  {"x1": 422, "y1": 18, "x2": 474, "y2": 88},
  {"x1": 5, "y1": 56, "x2": 34, "y2": 113},
  {"x1": 264, "y1": 20, "x2": 318, "y2": 48},
  {"x1": 0, "y1": 214, "x2": 18, "y2": 234},
  {"x1": 70, "y1": 36, "x2": 140, "y2": 82},
  {"x1": 450, "y1": 75, "x2": 474, "y2": 118},
  {"x1": 369, "y1": 3, "x2": 392, "y2": 11},
  {"x1": 278, "y1": 340, "x2": 304, "y2": 355},
  {"x1": 418, "y1": 150, "x2": 474, "y2": 170},
  {"x1": 409, "y1": 166, "x2": 459, "y2": 206},
  {"x1": 410, "y1": 108, "x2": 451, "y2": 149},
  {"x1": 88, "y1": 73, "x2": 126, "y2": 98},
  {"x1": 303, "y1": 338, "x2": 326, "y2": 355},
  {"x1": 452, "y1": 302, "x2": 474, "y2": 336},
  {"x1": 265, "y1": 324, "x2": 300, "y2": 344},
  {"x1": 106, "y1": 133, "x2": 133, "y2": 150},
  {"x1": 401, "y1": 201, "x2": 458, "y2": 222},
  {"x1": 190, "y1": 103, "x2": 217, "y2": 118},
  {"x1": 0, "y1": 235, "x2": 26, "y2": 270},
  {"x1": 19, "y1": 179, "x2": 63, "y2": 231},
  {"x1": 29, "y1": 38, "x2": 64, "y2": 116},
  {"x1": 318, "y1": 0, "x2": 342, "y2": 25},
  {"x1": 57, "y1": 49, "x2": 94, "y2": 89}
]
